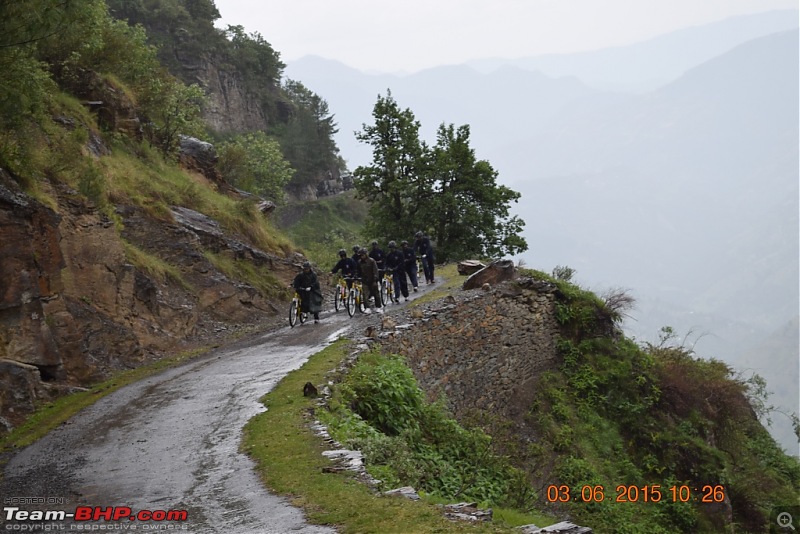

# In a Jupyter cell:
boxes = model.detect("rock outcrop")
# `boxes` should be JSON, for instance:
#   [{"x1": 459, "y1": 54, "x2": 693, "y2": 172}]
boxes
[
  {"x1": 462, "y1": 259, "x2": 517, "y2": 290},
  {"x1": 195, "y1": 57, "x2": 271, "y2": 134},
  {"x1": 0, "y1": 172, "x2": 295, "y2": 433}
]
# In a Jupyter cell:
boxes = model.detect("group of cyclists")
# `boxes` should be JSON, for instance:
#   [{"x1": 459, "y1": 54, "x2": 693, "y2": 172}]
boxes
[
  {"x1": 293, "y1": 231, "x2": 435, "y2": 322},
  {"x1": 329, "y1": 231, "x2": 436, "y2": 314}
]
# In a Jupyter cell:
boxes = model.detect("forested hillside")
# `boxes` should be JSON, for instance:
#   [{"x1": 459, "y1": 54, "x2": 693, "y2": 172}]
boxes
[
  {"x1": 104, "y1": 0, "x2": 345, "y2": 198},
  {"x1": 0, "y1": 0, "x2": 345, "y2": 433}
]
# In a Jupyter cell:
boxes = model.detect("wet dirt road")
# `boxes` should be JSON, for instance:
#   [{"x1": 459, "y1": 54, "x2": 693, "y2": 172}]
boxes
[{"x1": 0, "y1": 303, "x2": 370, "y2": 533}]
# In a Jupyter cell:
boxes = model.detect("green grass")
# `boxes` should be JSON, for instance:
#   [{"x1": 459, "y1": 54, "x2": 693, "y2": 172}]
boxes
[
  {"x1": 123, "y1": 240, "x2": 192, "y2": 290},
  {"x1": 276, "y1": 191, "x2": 368, "y2": 268},
  {"x1": 204, "y1": 250, "x2": 285, "y2": 298},
  {"x1": 100, "y1": 147, "x2": 295, "y2": 256},
  {"x1": 242, "y1": 339, "x2": 550, "y2": 533},
  {"x1": 407, "y1": 264, "x2": 464, "y2": 307}
]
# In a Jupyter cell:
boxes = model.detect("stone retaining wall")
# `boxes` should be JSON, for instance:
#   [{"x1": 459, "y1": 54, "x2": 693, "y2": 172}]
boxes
[{"x1": 378, "y1": 278, "x2": 562, "y2": 421}]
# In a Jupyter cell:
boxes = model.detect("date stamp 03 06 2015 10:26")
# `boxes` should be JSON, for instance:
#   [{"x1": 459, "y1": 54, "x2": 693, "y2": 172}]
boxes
[{"x1": 546, "y1": 485, "x2": 800, "y2": 533}]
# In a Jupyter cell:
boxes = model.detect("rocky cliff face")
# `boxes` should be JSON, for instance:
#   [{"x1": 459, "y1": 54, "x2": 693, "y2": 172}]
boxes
[
  {"x1": 0, "y1": 170, "x2": 296, "y2": 433},
  {"x1": 193, "y1": 57, "x2": 271, "y2": 134}
]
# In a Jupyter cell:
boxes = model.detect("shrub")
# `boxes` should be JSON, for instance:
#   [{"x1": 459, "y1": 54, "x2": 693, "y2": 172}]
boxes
[{"x1": 327, "y1": 351, "x2": 534, "y2": 508}]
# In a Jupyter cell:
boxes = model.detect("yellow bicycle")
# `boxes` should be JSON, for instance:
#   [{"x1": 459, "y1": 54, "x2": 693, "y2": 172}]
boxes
[
  {"x1": 333, "y1": 276, "x2": 351, "y2": 312},
  {"x1": 346, "y1": 279, "x2": 366, "y2": 317},
  {"x1": 289, "y1": 290, "x2": 307, "y2": 327},
  {"x1": 380, "y1": 271, "x2": 395, "y2": 305}
]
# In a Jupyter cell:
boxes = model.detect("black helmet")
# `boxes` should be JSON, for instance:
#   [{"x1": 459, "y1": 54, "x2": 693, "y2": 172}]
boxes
[
  {"x1": 352, "y1": 245, "x2": 360, "y2": 254},
  {"x1": 302, "y1": 261, "x2": 311, "y2": 269},
  {"x1": 338, "y1": 249, "x2": 346, "y2": 257},
  {"x1": 388, "y1": 240, "x2": 396, "y2": 249}
]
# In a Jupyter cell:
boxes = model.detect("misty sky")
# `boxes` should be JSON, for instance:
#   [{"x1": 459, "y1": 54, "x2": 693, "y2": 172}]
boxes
[{"x1": 212, "y1": 0, "x2": 797, "y2": 72}]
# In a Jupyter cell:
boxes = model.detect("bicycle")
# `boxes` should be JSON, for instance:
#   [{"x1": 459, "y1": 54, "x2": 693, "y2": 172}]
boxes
[
  {"x1": 333, "y1": 276, "x2": 350, "y2": 312},
  {"x1": 346, "y1": 279, "x2": 366, "y2": 317},
  {"x1": 380, "y1": 271, "x2": 395, "y2": 305},
  {"x1": 289, "y1": 290, "x2": 308, "y2": 327}
]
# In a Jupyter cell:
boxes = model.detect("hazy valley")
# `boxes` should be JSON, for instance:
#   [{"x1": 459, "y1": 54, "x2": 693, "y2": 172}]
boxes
[{"x1": 285, "y1": 11, "x2": 799, "y2": 451}]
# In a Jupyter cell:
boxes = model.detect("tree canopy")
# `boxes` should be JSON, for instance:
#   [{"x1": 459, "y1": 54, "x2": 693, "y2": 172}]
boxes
[
  {"x1": 354, "y1": 91, "x2": 527, "y2": 261},
  {"x1": 218, "y1": 131, "x2": 294, "y2": 203},
  {"x1": 277, "y1": 80, "x2": 344, "y2": 192}
]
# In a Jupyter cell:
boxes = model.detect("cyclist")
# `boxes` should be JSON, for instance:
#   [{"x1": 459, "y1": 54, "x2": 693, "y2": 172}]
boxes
[
  {"x1": 357, "y1": 248, "x2": 383, "y2": 314},
  {"x1": 351, "y1": 245, "x2": 363, "y2": 279},
  {"x1": 331, "y1": 248, "x2": 357, "y2": 288},
  {"x1": 414, "y1": 231, "x2": 435, "y2": 284},
  {"x1": 369, "y1": 240, "x2": 386, "y2": 278},
  {"x1": 401, "y1": 240, "x2": 419, "y2": 292},
  {"x1": 292, "y1": 261, "x2": 322, "y2": 323},
  {"x1": 385, "y1": 240, "x2": 408, "y2": 302}
]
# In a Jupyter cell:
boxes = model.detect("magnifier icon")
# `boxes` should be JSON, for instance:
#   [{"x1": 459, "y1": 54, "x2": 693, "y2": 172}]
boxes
[{"x1": 778, "y1": 512, "x2": 796, "y2": 531}]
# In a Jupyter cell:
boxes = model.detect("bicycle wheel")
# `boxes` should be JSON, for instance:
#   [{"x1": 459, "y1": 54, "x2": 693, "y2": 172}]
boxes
[
  {"x1": 289, "y1": 300, "x2": 298, "y2": 327},
  {"x1": 357, "y1": 288, "x2": 367, "y2": 313},
  {"x1": 334, "y1": 287, "x2": 342, "y2": 312},
  {"x1": 346, "y1": 288, "x2": 355, "y2": 317},
  {"x1": 380, "y1": 279, "x2": 389, "y2": 307},
  {"x1": 387, "y1": 279, "x2": 394, "y2": 303}
]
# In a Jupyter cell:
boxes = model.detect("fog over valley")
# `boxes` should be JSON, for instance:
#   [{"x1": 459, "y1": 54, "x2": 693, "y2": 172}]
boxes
[{"x1": 285, "y1": 10, "x2": 800, "y2": 451}]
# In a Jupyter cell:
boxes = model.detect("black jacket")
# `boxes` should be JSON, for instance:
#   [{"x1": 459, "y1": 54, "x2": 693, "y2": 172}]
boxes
[
  {"x1": 292, "y1": 270, "x2": 323, "y2": 313},
  {"x1": 386, "y1": 249, "x2": 404, "y2": 271},
  {"x1": 369, "y1": 247, "x2": 386, "y2": 270},
  {"x1": 331, "y1": 257, "x2": 357, "y2": 278}
]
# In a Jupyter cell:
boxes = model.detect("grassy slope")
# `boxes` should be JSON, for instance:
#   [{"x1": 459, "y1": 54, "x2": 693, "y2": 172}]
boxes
[
  {"x1": 276, "y1": 190, "x2": 368, "y2": 269},
  {"x1": 242, "y1": 332, "x2": 556, "y2": 533}
]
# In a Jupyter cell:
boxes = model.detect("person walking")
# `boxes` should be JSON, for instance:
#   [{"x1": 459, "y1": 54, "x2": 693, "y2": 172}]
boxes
[
  {"x1": 401, "y1": 240, "x2": 419, "y2": 292},
  {"x1": 414, "y1": 231, "x2": 435, "y2": 284},
  {"x1": 369, "y1": 240, "x2": 386, "y2": 277},
  {"x1": 292, "y1": 261, "x2": 323, "y2": 323},
  {"x1": 351, "y1": 245, "x2": 363, "y2": 279},
  {"x1": 385, "y1": 240, "x2": 408, "y2": 302},
  {"x1": 357, "y1": 248, "x2": 383, "y2": 314}
]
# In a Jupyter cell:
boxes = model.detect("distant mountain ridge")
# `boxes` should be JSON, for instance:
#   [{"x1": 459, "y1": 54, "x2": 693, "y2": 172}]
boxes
[{"x1": 467, "y1": 8, "x2": 799, "y2": 92}]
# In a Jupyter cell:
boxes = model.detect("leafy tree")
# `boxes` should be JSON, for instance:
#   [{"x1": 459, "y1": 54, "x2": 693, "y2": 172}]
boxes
[
  {"x1": 425, "y1": 123, "x2": 527, "y2": 259},
  {"x1": 0, "y1": 0, "x2": 105, "y2": 127},
  {"x1": 223, "y1": 26, "x2": 284, "y2": 87},
  {"x1": 106, "y1": 0, "x2": 224, "y2": 68},
  {"x1": 1, "y1": 0, "x2": 103, "y2": 50},
  {"x1": 0, "y1": 48, "x2": 53, "y2": 129},
  {"x1": 353, "y1": 90, "x2": 429, "y2": 239},
  {"x1": 140, "y1": 79, "x2": 207, "y2": 156},
  {"x1": 355, "y1": 92, "x2": 527, "y2": 260},
  {"x1": 277, "y1": 80, "x2": 343, "y2": 192},
  {"x1": 218, "y1": 131, "x2": 295, "y2": 203}
]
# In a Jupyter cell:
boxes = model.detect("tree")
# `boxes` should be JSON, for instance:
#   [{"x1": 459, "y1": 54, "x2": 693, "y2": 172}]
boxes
[
  {"x1": 354, "y1": 92, "x2": 527, "y2": 260},
  {"x1": 425, "y1": 123, "x2": 527, "y2": 260},
  {"x1": 1, "y1": 0, "x2": 104, "y2": 50},
  {"x1": 140, "y1": 78, "x2": 207, "y2": 156},
  {"x1": 353, "y1": 91, "x2": 429, "y2": 239},
  {"x1": 218, "y1": 132, "x2": 294, "y2": 203},
  {"x1": 276, "y1": 80, "x2": 343, "y2": 192},
  {"x1": 0, "y1": 0, "x2": 105, "y2": 127},
  {"x1": 224, "y1": 26, "x2": 284, "y2": 87}
]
